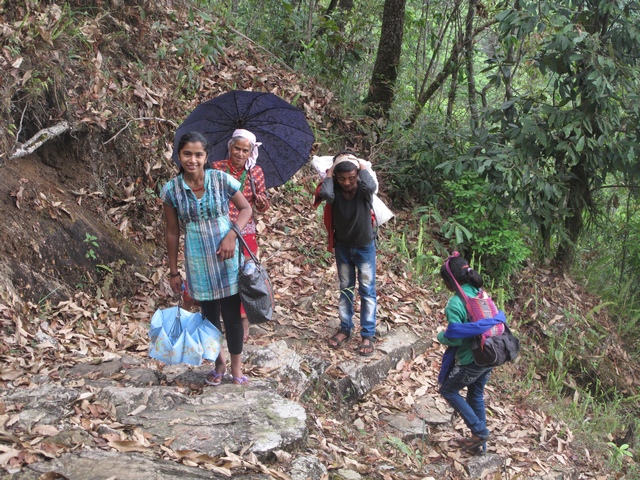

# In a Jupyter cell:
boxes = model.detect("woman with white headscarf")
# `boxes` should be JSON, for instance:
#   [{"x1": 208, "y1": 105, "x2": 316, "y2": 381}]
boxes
[{"x1": 211, "y1": 129, "x2": 270, "y2": 341}]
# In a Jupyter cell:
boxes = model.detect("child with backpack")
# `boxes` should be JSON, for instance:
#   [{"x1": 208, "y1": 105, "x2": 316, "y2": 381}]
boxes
[
  {"x1": 317, "y1": 153, "x2": 378, "y2": 356},
  {"x1": 437, "y1": 252, "x2": 506, "y2": 453}
]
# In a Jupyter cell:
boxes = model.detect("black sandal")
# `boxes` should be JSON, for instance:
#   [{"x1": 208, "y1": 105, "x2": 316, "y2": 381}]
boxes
[
  {"x1": 358, "y1": 337, "x2": 376, "y2": 356},
  {"x1": 328, "y1": 329, "x2": 351, "y2": 349},
  {"x1": 458, "y1": 434, "x2": 489, "y2": 451}
]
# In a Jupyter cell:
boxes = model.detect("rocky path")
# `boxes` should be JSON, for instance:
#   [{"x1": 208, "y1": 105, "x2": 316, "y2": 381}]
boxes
[{"x1": 0, "y1": 326, "x2": 513, "y2": 479}]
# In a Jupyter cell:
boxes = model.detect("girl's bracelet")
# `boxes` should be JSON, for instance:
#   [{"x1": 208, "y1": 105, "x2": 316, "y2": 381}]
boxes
[{"x1": 169, "y1": 272, "x2": 181, "y2": 278}]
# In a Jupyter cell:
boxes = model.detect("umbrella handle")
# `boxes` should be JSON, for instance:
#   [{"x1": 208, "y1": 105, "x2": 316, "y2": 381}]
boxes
[
  {"x1": 177, "y1": 285, "x2": 184, "y2": 321},
  {"x1": 248, "y1": 167, "x2": 269, "y2": 201},
  {"x1": 169, "y1": 290, "x2": 184, "y2": 342},
  {"x1": 248, "y1": 168, "x2": 257, "y2": 198}
]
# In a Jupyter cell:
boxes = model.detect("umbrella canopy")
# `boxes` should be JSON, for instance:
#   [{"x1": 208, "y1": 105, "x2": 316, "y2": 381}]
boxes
[
  {"x1": 172, "y1": 90, "x2": 315, "y2": 188},
  {"x1": 148, "y1": 306, "x2": 222, "y2": 366}
]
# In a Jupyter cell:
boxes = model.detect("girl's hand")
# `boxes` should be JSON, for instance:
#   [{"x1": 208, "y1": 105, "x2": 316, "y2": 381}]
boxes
[
  {"x1": 217, "y1": 232, "x2": 237, "y2": 260},
  {"x1": 169, "y1": 275, "x2": 183, "y2": 294}
]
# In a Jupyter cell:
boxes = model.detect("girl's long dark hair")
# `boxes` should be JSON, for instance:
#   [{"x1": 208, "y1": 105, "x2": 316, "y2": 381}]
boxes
[{"x1": 440, "y1": 255, "x2": 483, "y2": 290}]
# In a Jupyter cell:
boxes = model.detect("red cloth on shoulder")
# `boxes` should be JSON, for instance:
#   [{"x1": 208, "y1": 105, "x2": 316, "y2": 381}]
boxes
[{"x1": 313, "y1": 183, "x2": 334, "y2": 253}]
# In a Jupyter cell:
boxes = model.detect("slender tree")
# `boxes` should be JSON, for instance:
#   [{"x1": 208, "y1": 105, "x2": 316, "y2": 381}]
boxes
[
  {"x1": 445, "y1": 7, "x2": 463, "y2": 124},
  {"x1": 406, "y1": 2, "x2": 496, "y2": 127},
  {"x1": 306, "y1": 0, "x2": 317, "y2": 43},
  {"x1": 464, "y1": 0, "x2": 478, "y2": 131},
  {"x1": 364, "y1": 0, "x2": 407, "y2": 116}
]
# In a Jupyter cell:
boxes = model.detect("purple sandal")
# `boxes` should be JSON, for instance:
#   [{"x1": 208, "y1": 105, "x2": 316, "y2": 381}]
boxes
[
  {"x1": 230, "y1": 375, "x2": 249, "y2": 386},
  {"x1": 205, "y1": 371, "x2": 224, "y2": 386}
]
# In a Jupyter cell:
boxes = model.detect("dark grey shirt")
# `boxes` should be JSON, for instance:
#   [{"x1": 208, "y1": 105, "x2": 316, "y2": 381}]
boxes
[{"x1": 319, "y1": 169, "x2": 377, "y2": 248}]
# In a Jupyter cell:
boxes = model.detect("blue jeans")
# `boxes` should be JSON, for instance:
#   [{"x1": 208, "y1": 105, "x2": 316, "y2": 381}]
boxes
[
  {"x1": 335, "y1": 241, "x2": 377, "y2": 338},
  {"x1": 439, "y1": 363, "x2": 492, "y2": 439}
]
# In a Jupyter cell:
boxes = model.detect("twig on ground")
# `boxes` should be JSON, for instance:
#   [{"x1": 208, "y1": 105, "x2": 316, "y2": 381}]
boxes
[
  {"x1": 12, "y1": 104, "x2": 28, "y2": 154},
  {"x1": 10, "y1": 121, "x2": 71, "y2": 159}
]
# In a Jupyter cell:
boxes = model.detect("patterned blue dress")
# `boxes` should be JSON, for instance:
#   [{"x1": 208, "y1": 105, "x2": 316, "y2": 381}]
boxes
[{"x1": 161, "y1": 169, "x2": 241, "y2": 301}]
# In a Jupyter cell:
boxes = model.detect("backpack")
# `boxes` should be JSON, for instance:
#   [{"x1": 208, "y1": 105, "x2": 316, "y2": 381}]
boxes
[
  {"x1": 445, "y1": 255, "x2": 520, "y2": 367},
  {"x1": 471, "y1": 324, "x2": 520, "y2": 367}
]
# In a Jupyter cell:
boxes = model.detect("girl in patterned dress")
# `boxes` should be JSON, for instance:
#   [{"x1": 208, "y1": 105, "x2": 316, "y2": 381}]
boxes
[{"x1": 162, "y1": 131, "x2": 253, "y2": 385}]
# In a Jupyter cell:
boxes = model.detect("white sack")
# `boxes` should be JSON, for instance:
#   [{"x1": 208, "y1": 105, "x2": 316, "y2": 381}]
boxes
[{"x1": 372, "y1": 195, "x2": 394, "y2": 227}]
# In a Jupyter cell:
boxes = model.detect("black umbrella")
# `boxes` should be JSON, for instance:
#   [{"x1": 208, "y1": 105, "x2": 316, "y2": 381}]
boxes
[{"x1": 172, "y1": 90, "x2": 315, "y2": 188}]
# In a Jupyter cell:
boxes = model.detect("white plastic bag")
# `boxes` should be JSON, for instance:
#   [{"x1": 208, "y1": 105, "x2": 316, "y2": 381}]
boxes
[
  {"x1": 311, "y1": 155, "x2": 334, "y2": 180},
  {"x1": 372, "y1": 195, "x2": 394, "y2": 227}
]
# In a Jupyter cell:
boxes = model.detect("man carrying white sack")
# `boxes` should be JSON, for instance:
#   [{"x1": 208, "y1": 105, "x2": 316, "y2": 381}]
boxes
[{"x1": 316, "y1": 152, "x2": 379, "y2": 357}]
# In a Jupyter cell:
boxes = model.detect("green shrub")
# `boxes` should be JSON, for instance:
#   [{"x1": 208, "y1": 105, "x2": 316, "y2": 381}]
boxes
[
  {"x1": 577, "y1": 189, "x2": 640, "y2": 353},
  {"x1": 383, "y1": 126, "x2": 464, "y2": 206},
  {"x1": 440, "y1": 173, "x2": 531, "y2": 282}
]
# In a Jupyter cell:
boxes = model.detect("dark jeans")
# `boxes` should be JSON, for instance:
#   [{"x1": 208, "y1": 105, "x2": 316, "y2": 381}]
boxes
[
  {"x1": 200, "y1": 294, "x2": 243, "y2": 355},
  {"x1": 439, "y1": 363, "x2": 492, "y2": 439}
]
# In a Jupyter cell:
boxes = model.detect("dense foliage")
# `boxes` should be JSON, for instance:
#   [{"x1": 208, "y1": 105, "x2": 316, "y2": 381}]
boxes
[{"x1": 454, "y1": 1, "x2": 640, "y2": 269}]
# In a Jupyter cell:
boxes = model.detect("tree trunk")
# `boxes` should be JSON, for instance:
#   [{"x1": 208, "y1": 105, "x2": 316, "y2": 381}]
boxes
[
  {"x1": 414, "y1": 0, "x2": 430, "y2": 97},
  {"x1": 464, "y1": 0, "x2": 478, "y2": 131},
  {"x1": 407, "y1": 18, "x2": 497, "y2": 127},
  {"x1": 446, "y1": 62, "x2": 459, "y2": 124},
  {"x1": 407, "y1": 38, "x2": 464, "y2": 127},
  {"x1": 539, "y1": 224, "x2": 552, "y2": 262},
  {"x1": 306, "y1": 0, "x2": 317, "y2": 43},
  {"x1": 554, "y1": 161, "x2": 590, "y2": 270},
  {"x1": 364, "y1": 0, "x2": 407, "y2": 117},
  {"x1": 445, "y1": 6, "x2": 462, "y2": 124}
]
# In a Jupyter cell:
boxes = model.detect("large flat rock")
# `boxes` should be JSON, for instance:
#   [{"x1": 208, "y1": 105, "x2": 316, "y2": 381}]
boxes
[
  {"x1": 0, "y1": 336, "x2": 449, "y2": 478},
  {"x1": 333, "y1": 327, "x2": 432, "y2": 402},
  {"x1": 1, "y1": 384, "x2": 82, "y2": 427},
  {"x1": 7, "y1": 450, "x2": 270, "y2": 480},
  {"x1": 98, "y1": 382, "x2": 307, "y2": 457}
]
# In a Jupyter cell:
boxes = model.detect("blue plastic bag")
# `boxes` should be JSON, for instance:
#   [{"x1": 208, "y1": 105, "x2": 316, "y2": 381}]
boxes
[{"x1": 148, "y1": 306, "x2": 222, "y2": 366}]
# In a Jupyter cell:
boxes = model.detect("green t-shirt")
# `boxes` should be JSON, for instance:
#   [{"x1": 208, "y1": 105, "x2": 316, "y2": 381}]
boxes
[{"x1": 437, "y1": 284, "x2": 479, "y2": 366}]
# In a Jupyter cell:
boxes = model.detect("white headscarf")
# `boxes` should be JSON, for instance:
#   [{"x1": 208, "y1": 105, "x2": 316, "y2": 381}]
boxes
[
  {"x1": 332, "y1": 153, "x2": 360, "y2": 169},
  {"x1": 227, "y1": 128, "x2": 261, "y2": 170}
]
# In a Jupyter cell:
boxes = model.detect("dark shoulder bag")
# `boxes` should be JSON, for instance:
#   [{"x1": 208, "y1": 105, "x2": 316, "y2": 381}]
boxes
[
  {"x1": 231, "y1": 224, "x2": 275, "y2": 324},
  {"x1": 471, "y1": 324, "x2": 521, "y2": 367}
]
